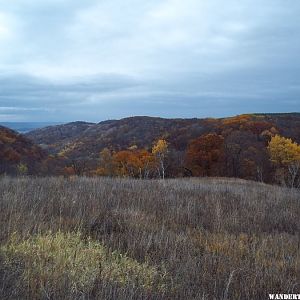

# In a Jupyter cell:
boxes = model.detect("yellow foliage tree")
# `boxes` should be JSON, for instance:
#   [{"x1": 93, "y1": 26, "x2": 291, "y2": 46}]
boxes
[
  {"x1": 267, "y1": 135, "x2": 300, "y2": 187},
  {"x1": 152, "y1": 139, "x2": 168, "y2": 179}
]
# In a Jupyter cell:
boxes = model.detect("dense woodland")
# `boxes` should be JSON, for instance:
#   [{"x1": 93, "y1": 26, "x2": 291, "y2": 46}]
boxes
[{"x1": 1, "y1": 113, "x2": 300, "y2": 187}]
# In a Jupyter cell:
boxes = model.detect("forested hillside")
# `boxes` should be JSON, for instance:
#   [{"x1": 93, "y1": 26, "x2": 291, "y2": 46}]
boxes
[
  {"x1": 0, "y1": 126, "x2": 46, "y2": 175},
  {"x1": 23, "y1": 113, "x2": 300, "y2": 183},
  {"x1": 26, "y1": 114, "x2": 300, "y2": 154}
]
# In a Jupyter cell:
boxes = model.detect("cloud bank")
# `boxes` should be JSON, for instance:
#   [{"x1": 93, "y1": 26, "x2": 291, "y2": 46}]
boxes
[{"x1": 0, "y1": 0, "x2": 299, "y2": 121}]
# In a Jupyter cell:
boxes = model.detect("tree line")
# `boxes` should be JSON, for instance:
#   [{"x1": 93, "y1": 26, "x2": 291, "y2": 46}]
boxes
[
  {"x1": 43, "y1": 116, "x2": 300, "y2": 188},
  {"x1": 60, "y1": 134, "x2": 300, "y2": 188},
  {"x1": 2, "y1": 115, "x2": 300, "y2": 187}
]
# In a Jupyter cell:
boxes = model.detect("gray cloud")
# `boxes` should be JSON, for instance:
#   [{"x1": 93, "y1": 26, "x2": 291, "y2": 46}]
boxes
[{"x1": 0, "y1": 0, "x2": 299, "y2": 121}]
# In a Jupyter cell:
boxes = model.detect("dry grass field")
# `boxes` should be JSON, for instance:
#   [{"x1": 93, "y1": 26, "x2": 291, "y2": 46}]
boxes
[{"x1": 0, "y1": 176, "x2": 300, "y2": 299}]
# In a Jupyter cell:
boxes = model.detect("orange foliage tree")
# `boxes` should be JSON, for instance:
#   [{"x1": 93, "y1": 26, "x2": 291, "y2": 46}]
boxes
[
  {"x1": 113, "y1": 149, "x2": 155, "y2": 178},
  {"x1": 185, "y1": 133, "x2": 224, "y2": 177}
]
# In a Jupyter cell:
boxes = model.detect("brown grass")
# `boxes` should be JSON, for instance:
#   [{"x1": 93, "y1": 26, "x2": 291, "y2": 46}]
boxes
[{"x1": 0, "y1": 176, "x2": 300, "y2": 299}]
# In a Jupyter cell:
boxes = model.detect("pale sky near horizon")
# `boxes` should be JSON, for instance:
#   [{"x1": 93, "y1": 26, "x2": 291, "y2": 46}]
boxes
[{"x1": 0, "y1": 0, "x2": 299, "y2": 122}]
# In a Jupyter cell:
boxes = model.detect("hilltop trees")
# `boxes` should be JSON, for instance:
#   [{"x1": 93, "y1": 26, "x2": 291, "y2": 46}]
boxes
[{"x1": 268, "y1": 135, "x2": 300, "y2": 187}]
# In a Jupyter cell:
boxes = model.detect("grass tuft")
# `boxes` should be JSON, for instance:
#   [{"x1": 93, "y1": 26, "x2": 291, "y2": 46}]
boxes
[{"x1": 1, "y1": 231, "x2": 168, "y2": 298}]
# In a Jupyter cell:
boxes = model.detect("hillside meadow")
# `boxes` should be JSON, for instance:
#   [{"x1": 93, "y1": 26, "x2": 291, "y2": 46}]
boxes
[{"x1": 0, "y1": 176, "x2": 300, "y2": 299}]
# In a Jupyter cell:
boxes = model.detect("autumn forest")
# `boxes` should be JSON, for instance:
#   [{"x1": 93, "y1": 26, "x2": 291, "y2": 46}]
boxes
[{"x1": 1, "y1": 113, "x2": 300, "y2": 187}]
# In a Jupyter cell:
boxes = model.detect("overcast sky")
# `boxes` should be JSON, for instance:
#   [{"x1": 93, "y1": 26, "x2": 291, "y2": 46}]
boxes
[{"x1": 0, "y1": 0, "x2": 299, "y2": 122}]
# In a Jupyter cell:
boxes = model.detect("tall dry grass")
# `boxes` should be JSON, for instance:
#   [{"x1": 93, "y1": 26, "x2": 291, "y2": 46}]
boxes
[{"x1": 0, "y1": 176, "x2": 300, "y2": 299}]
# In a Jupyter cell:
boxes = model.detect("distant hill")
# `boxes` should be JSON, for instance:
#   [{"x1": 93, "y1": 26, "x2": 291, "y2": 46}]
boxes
[
  {"x1": 25, "y1": 113, "x2": 300, "y2": 160},
  {"x1": 0, "y1": 126, "x2": 46, "y2": 174},
  {"x1": 25, "y1": 121, "x2": 95, "y2": 148},
  {"x1": 25, "y1": 117, "x2": 214, "y2": 158}
]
